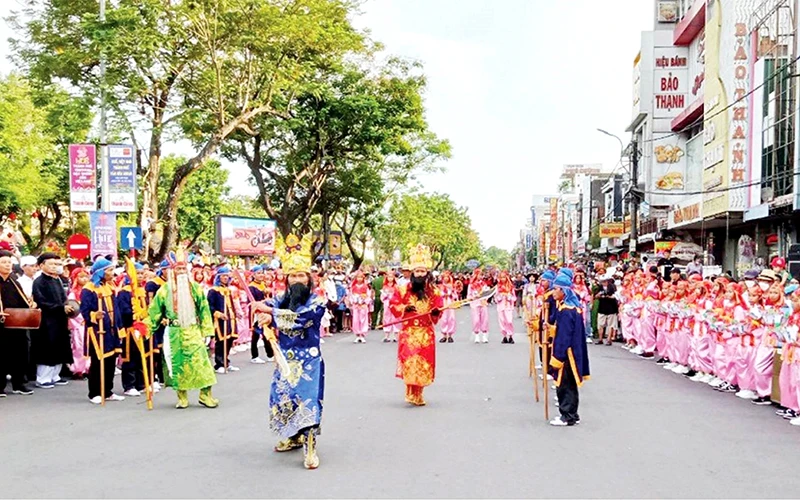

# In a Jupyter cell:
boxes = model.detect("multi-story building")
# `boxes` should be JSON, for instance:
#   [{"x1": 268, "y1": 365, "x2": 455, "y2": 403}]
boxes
[{"x1": 626, "y1": 0, "x2": 798, "y2": 275}]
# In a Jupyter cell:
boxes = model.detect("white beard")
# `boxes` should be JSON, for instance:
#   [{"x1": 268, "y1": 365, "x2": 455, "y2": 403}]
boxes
[{"x1": 176, "y1": 273, "x2": 197, "y2": 327}]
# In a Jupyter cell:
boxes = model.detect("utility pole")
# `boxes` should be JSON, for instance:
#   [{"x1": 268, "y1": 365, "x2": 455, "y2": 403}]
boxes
[
  {"x1": 99, "y1": 0, "x2": 108, "y2": 212},
  {"x1": 629, "y1": 138, "x2": 639, "y2": 253}
]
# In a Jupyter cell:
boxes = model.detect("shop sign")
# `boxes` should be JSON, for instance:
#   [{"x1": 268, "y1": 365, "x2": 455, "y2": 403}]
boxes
[
  {"x1": 653, "y1": 47, "x2": 690, "y2": 119},
  {"x1": 599, "y1": 223, "x2": 625, "y2": 239},
  {"x1": 668, "y1": 197, "x2": 703, "y2": 229},
  {"x1": 657, "y1": 1, "x2": 678, "y2": 23},
  {"x1": 703, "y1": 143, "x2": 724, "y2": 169},
  {"x1": 729, "y1": 21, "x2": 749, "y2": 195}
]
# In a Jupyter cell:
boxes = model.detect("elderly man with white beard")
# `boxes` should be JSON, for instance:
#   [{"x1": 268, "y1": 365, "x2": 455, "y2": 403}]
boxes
[{"x1": 148, "y1": 251, "x2": 218, "y2": 409}]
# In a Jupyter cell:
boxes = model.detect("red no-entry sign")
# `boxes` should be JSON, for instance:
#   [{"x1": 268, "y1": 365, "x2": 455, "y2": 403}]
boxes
[{"x1": 66, "y1": 233, "x2": 91, "y2": 260}]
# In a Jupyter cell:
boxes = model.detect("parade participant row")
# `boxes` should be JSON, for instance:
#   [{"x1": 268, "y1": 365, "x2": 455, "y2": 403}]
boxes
[{"x1": 613, "y1": 265, "x2": 800, "y2": 427}]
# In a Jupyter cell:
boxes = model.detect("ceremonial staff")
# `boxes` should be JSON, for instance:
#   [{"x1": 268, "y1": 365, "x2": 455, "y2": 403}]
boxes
[
  {"x1": 98, "y1": 308, "x2": 106, "y2": 407},
  {"x1": 125, "y1": 258, "x2": 153, "y2": 410},
  {"x1": 541, "y1": 298, "x2": 551, "y2": 421},
  {"x1": 527, "y1": 306, "x2": 540, "y2": 403},
  {"x1": 232, "y1": 269, "x2": 290, "y2": 378},
  {"x1": 378, "y1": 287, "x2": 497, "y2": 329}
]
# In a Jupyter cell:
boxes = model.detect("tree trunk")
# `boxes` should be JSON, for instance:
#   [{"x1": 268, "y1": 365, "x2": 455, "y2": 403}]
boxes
[
  {"x1": 155, "y1": 105, "x2": 272, "y2": 260},
  {"x1": 139, "y1": 107, "x2": 164, "y2": 261}
]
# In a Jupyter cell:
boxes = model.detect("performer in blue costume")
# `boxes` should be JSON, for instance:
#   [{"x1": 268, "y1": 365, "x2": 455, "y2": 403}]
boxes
[
  {"x1": 258, "y1": 235, "x2": 326, "y2": 470},
  {"x1": 144, "y1": 259, "x2": 168, "y2": 392},
  {"x1": 549, "y1": 271, "x2": 591, "y2": 427},
  {"x1": 207, "y1": 266, "x2": 239, "y2": 373}
]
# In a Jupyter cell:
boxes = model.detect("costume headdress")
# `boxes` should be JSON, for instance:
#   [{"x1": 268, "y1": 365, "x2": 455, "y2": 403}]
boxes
[
  {"x1": 90, "y1": 257, "x2": 114, "y2": 287},
  {"x1": 553, "y1": 272, "x2": 581, "y2": 309},
  {"x1": 214, "y1": 265, "x2": 231, "y2": 286},
  {"x1": 276, "y1": 234, "x2": 312, "y2": 274},
  {"x1": 407, "y1": 243, "x2": 433, "y2": 271}
]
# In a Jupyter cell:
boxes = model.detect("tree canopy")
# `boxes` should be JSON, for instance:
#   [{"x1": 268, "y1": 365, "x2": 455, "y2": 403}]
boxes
[{"x1": 376, "y1": 192, "x2": 481, "y2": 270}]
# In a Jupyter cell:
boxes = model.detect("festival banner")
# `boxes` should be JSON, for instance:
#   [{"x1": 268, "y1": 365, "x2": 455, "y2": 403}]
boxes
[
  {"x1": 328, "y1": 231, "x2": 343, "y2": 260},
  {"x1": 105, "y1": 144, "x2": 137, "y2": 212},
  {"x1": 215, "y1": 216, "x2": 276, "y2": 256},
  {"x1": 69, "y1": 144, "x2": 97, "y2": 212},
  {"x1": 538, "y1": 220, "x2": 546, "y2": 263},
  {"x1": 89, "y1": 212, "x2": 117, "y2": 259}
]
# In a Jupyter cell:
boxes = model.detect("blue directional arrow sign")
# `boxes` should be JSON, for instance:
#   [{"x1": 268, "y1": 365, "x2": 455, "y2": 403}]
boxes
[{"x1": 120, "y1": 226, "x2": 143, "y2": 250}]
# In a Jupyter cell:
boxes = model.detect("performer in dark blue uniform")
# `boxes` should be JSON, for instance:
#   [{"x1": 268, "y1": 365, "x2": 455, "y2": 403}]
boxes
[
  {"x1": 549, "y1": 271, "x2": 590, "y2": 427},
  {"x1": 207, "y1": 266, "x2": 238, "y2": 373}
]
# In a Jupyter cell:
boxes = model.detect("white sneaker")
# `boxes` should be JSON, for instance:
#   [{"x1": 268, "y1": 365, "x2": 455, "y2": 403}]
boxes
[
  {"x1": 359, "y1": 337, "x2": 367, "y2": 344},
  {"x1": 790, "y1": 416, "x2": 800, "y2": 426},
  {"x1": 547, "y1": 375, "x2": 554, "y2": 381},
  {"x1": 216, "y1": 367, "x2": 226, "y2": 374},
  {"x1": 689, "y1": 373, "x2": 704, "y2": 382},
  {"x1": 250, "y1": 358, "x2": 266, "y2": 364},
  {"x1": 107, "y1": 394, "x2": 125, "y2": 402},
  {"x1": 227, "y1": 365, "x2": 240, "y2": 372},
  {"x1": 124, "y1": 389, "x2": 141, "y2": 397},
  {"x1": 321, "y1": 338, "x2": 325, "y2": 344},
  {"x1": 481, "y1": 333, "x2": 489, "y2": 343},
  {"x1": 672, "y1": 365, "x2": 689, "y2": 374},
  {"x1": 586, "y1": 337, "x2": 593, "y2": 343},
  {"x1": 89, "y1": 396, "x2": 102, "y2": 405},
  {"x1": 700, "y1": 374, "x2": 715, "y2": 384},
  {"x1": 549, "y1": 418, "x2": 569, "y2": 427},
  {"x1": 473, "y1": 334, "x2": 480, "y2": 344},
  {"x1": 735, "y1": 389, "x2": 758, "y2": 400},
  {"x1": 153, "y1": 382, "x2": 162, "y2": 393},
  {"x1": 663, "y1": 362, "x2": 676, "y2": 370},
  {"x1": 631, "y1": 346, "x2": 644, "y2": 355},
  {"x1": 707, "y1": 377, "x2": 723, "y2": 387}
]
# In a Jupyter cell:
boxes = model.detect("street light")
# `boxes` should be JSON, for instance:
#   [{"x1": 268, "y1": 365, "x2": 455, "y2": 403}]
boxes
[{"x1": 597, "y1": 128, "x2": 639, "y2": 250}]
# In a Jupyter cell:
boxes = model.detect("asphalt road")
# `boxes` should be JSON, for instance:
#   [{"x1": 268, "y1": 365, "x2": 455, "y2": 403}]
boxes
[{"x1": 2, "y1": 306, "x2": 799, "y2": 499}]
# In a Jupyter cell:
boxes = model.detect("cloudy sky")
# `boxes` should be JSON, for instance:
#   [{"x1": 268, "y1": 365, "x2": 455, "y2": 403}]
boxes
[{"x1": 0, "y1": 0, "x2": 654, "y2": 251}]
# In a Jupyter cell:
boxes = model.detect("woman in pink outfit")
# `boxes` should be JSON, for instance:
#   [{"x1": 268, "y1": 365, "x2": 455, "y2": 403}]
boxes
[
  {"x1": 67, "y1": 268, "x2": 90, "y2": 377},
  {"x1": 468, "y1": 269, "x2": 490, "y2": 343},
  {"x1": 381, "y1": 270, "x2": 401, "y2": 343},
  {"x1": 348, "y1": 271, "x2": 371, "y2": 343},
  {"x1": 748, "y1": 282, "x2": 783, "y2": 404},
  {"x1": 438, "y1": 271, "x2": 458, "y2": 343},
  {"x1": 496, "y1": 271, "x2": 516, "y2": 344}
]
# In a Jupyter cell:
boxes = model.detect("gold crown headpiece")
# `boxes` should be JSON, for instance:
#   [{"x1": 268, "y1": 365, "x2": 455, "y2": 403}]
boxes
[
  {"x1": 276, "y1": 234, "x2": 312, "y2": 274},
  {"x1": 407, "y1": 243, "x2": 433, "y2": 271}
]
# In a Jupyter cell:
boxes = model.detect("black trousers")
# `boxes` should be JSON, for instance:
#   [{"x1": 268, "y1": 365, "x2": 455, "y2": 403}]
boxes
[
  {"x1": 0, "y1": 328, "x2": 29, "y2": 390},
  {"x1": 121, "y1": 345, "x2": 144, "y2": 391},
  {"x1": 251, "y1": 328, "x2": 274, "y2": 359},
  {"x1": 333, "y1": 310, "x2": 344, "y2": 332},
  {"x1": 214, "y1": 338, "x2": 234, "y2": 369},
  {"x1": 556, "y1": 361, "x2": 580, "y2": 424},
  {"x1": 88, "y1": 348, "x2": 117, "y2": 399}
]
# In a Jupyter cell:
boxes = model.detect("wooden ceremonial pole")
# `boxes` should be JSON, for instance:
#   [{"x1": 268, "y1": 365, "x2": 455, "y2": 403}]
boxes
[
  {"x1": 531, "y1": 327, "x2": 540, "y2": 403},
  {"x1": 541, "y1": 300, "x2": 550, "y2": 421},
  {"x1": 98, "y1": 315, "x2": 106, "y2": 407},
  {"x1": 134, "y1": 331, "x2": 153, "y2": 410}
]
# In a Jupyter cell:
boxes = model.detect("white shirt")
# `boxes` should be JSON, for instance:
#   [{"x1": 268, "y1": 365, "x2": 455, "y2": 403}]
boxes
[
  {"x1": 17, "y1": 274, "x2": 34, "y2": 298},
  {"x1": 323, "y1": 278, "x2": 337, "y2": 303}
]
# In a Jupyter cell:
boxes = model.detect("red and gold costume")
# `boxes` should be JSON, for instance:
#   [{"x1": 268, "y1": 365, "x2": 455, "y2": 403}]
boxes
[{"x1": 389, "y1": 244, "x2": 443, "y2": 406}]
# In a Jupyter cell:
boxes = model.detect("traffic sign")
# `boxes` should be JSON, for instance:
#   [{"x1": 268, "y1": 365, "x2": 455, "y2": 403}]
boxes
[
  {"x1": 66, "y1": 233, "x2": 92, "y2": 260},
  {"x1": 120, "y1": 227, "x2": 143, "y2": 250}
]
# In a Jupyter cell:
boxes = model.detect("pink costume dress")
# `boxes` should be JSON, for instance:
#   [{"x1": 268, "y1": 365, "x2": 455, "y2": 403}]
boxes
[
  {"x1": 381, "y1": 283, "x2": 401, "y2": 336},
  {"x1": 735, "y1": 307, "x2": 761, "y2": 392},
  {"x1": 348, "y1": 282, "x2": 371, "y2": 338},
  {"x1": 619, "y1": 293, "x2": 635, "y2": 343},
  {"x1": 779, "y1": 342, "x2": 800, "y2": 412},
  {"x1": 752, "y1": 306, "x2": 781, "y2": 398},
  {"x1": 468, "y1": 280, "x2": 489, "y2": 334},
  {"x1": 638, "y1": 283, "x2": 660, "y2": 354},
  {"x1": 438, "y1": 284, "x2": 458, "y2": 337},
  {"x1": 689, "y1": 300, "x2": 714, "y2": 374},
  {"x1": 495, "y1": 288, "x2": 516, "y2": 338},
  {"x1": 67, "y1": 290, "x2": 90, "y2": 376},
  {"x1": 231, "y1": 285, "x2": 251, "y2": 346}
]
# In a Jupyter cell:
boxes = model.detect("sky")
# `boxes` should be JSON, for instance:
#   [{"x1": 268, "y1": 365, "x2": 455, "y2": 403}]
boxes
[{"x1": 0, "y1": 0, "x2": 654, "y2": 251}]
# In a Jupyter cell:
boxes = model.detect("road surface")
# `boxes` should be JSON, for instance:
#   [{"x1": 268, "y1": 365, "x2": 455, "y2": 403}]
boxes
[{"x1": 1, "y1": 306, "x2": 798, "y2": 498}]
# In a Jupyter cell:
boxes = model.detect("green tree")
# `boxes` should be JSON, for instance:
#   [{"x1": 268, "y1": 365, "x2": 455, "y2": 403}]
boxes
[
  {"x1": 376, "y1": 193, "x2": 481, "y2": 270},
  {"x1": 482, "y1": 246, "x2": 512, "y2": 269},
  {"x1": 0, "y1": 73, "x2": 93, "y2": 252},
  {"x1": 230, "y1": 57, "x2": 449, "y2": 240},
  {"x1": 157, "y1": 155, "x2": 230, "y2": 247},
  {"x1": 11, "y1": 0, "x2": 365, "y2": 259}
]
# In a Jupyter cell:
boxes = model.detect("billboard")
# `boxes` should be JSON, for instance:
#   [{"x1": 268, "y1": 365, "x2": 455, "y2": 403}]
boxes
[
  {"x1": 215, "y1": 215, "x2": 276, "y2": 256},
  {"x1": 89, "y1": 211, "x2": 116, "y2": 259}
]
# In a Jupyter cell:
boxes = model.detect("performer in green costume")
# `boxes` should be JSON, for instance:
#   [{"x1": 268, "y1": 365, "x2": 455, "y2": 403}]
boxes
[{"x1": 148, "y1": 250, "x2": 218, "y2": 409}]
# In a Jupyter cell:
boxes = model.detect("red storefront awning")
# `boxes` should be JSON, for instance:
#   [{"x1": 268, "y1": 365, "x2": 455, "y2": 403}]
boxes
[
  {"x1": 674, "y1": 0, "x2": 706, "y2": 46},
  {"x1": 671, "y1": 96, "x2": 704, "y2": 132}
]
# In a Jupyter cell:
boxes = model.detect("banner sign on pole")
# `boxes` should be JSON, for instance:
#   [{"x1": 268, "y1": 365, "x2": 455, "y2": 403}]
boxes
[
  {"x1": 69, "y1": 144, "x2": 97, "y2": 212},
  {"x1": 215, "y1": 215, "x2": 276, "y2": 256},
  {"x1": 328, "y1": 231, "x2": 342, "y2": 260},
  {"x1": 89, "y1": 212, "x2": 117, "y2": 259},
  {"x1": 105, "y1": 144, "x2": 137, "y2": 212}
]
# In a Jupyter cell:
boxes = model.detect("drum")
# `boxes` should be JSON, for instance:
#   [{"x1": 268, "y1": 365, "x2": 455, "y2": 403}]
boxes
[
  {"x1": 66, "y1": 300, "x2": 81, "y2": 319},
  {"x1": 0, "y1": 308, "x2": 42, "y2": 329}
]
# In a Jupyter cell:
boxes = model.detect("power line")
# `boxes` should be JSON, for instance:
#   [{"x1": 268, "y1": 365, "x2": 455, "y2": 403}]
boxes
[{"x1": 641, "y1": 167, "x2": 799, "y2": 196}]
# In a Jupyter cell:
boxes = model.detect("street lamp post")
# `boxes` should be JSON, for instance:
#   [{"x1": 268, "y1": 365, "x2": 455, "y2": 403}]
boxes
[{"x1": 597, "y1": 128, "x2": 639, "y2": 252}]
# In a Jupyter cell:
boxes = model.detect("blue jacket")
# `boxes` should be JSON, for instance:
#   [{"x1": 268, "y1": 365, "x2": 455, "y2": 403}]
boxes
[{"x1": 549, "y1": 304, "x2": 590, "y2": 386}]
